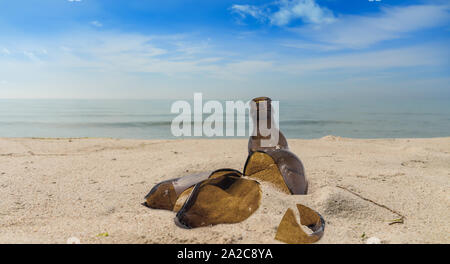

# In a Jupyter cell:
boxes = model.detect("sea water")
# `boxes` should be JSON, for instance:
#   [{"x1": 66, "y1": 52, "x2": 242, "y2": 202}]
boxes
[{"x1": 0, "y1": 98, "x2": 449, "y2": 139}]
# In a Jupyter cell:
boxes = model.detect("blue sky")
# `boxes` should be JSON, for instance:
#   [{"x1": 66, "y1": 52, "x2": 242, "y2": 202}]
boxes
[{"x1": 0, "y1": 0, "x2": 449, "y2": 99}]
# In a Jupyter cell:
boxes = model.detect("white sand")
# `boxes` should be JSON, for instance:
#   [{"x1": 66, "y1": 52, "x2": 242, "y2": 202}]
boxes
[{"x1": 0, "y1": 136, "x2": 449, "y2": 244}]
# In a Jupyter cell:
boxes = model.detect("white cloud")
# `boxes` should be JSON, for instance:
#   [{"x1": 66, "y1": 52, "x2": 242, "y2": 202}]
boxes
[
  {"x1": 3, "y1": 32, "x2": 447, "y2": 78},
  {"x1": 270, "y1": 0, "x2": 335, "y2": 26},
  {"x1": 1, "y1": 48, "x2": 11, "y2": 55},
  {"x1": 281, "y1": 41, "x2": 340, "y2": 51},
  {"x1": 295, "y1": 4, "x2": 450, "y2": 49},
  {"x1": 83, "y1": 34, "x2": 167, "y2": 57},
  {"x1": 278, "y1": 44, "x2": 449, "y2": 73},
  {"x1": 1, "y1": 28, "x2": 448, "y2": 99},
  {"x1": 230, "y1": 0, "x2": 334, "y2": 25},
  {"x1": 231, "y1": 4, "x2": 267, "y2": 21},
  {"x1": 0, "y1": 31, "x2": 278, "y2": 82},
  {"x1": 90, "y1": 21, "x2": 103, "y2": 27},
  {"x1": 233, "y1": 2, "x2": 449, "y2": 49},
  {"x1": 67, "y1": 0, "x2": 82, "y2": 2},
  {"x1": 23, "y1": 51, "x2": 39, "y2": 61}
]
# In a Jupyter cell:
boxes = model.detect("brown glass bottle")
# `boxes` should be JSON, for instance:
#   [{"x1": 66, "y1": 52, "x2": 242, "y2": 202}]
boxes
[
  {"x1": 246, "y1": 97, "x2": 308, "y2": 195},
  {"x1": 248, "y1": 97, "x2": 288, "y2": 154}
]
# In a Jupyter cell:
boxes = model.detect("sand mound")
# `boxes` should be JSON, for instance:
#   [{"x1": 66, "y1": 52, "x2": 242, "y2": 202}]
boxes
[
  {"x1": 312, "y1": 186, "x2": 399, "y2": 221},
  {"x1": 314, "y1": 187, "x2": 372, "y2": 219}
]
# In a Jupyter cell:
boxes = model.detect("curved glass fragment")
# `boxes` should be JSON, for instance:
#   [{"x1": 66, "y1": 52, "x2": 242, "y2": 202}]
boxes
[
  {"x1": 244, "y1": 150, "x2": 308, "y2": 195},
  {"x1": 175, "y1": 173, "x2": 262, "y2": 229},
  {"x1": 275, "y1": 204, "x2": 325, "y2": 244},
  {"x1": 144, "y1": 169, "x2": 242, "y2": 211}
]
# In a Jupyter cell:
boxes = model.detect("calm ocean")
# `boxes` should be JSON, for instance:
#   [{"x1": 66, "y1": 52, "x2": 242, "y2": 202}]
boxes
[{"x1": 0, "y1": 98, "x2": 449, "y2": 139}]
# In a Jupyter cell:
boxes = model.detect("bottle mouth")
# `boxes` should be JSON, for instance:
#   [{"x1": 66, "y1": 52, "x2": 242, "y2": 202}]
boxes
[
  {"x1": 251, "y1": 97, "x2": 272, "y2": 116},
  {"x1": 252, "y1": 97, "x2": 272, "y2": 103}
]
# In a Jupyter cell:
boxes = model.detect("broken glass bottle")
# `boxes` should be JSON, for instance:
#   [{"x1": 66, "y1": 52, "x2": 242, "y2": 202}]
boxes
[{"x1": 245, "y1": 97, "x2": 308, "y2": 195}]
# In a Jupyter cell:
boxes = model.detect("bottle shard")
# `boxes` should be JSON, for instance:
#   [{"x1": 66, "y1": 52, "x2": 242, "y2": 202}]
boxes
[
  {"x1": 144, "y1": 180, "x2": 178, "y2": 211},
  {"x1": 175, "y1": 173, "x2": 262, "y2": 229},
  {"x1": 244, "y1": 149, "x2": 308, "y2": 195},
  {"x1": 144, "y1": 169, "x2": 242, "y2": 211},
  {"x1": 275, "y1": 204, "x2": 325, "y2": 244}
]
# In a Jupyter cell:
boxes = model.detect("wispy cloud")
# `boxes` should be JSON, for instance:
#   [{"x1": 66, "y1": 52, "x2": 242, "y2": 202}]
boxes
[
  {"x1": 0, "y1": 31, "x2": 277, "y2": 84},
  {"x1": 233, "y1": 2, "x2": 450, "y2": 50},
  {"x1": 90, "y1": 21, "x2": 103, "y2": 27},
  {"x1": 2, "y1": 31, "x2": 446, "y2": 79},
  {"x1": 1, "y1": 48, "x2": 11, "y2": 55},
  {"x1": 231, "y1": 4, "x2": 267, "y2": 23},
  {"x1": 294, "y1": 4, "x2": 450, "y2": 49},
  {"x1": 231, "y1": 0, "x2": 335, "y2": 26},
  {"x1": 23, "y1": 51, "x2": 39, "y2": 61},
  {"x1": 0, "y1": 31, "x2": 448, "y2": 99},
  {"x1": 270, "y1": 0, "x2": 335, "y2": 25},
  {"x1": 279, "y1": 44, "x2": 449, "y2": 74}
]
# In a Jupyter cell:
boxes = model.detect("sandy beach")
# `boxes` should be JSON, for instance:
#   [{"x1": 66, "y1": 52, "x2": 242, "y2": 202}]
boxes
[{"x1": 0, "y1": 136, "x2": 448, "y2": 244}]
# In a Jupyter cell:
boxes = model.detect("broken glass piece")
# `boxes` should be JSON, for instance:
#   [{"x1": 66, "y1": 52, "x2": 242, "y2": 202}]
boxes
[
  {"x1": 175, "y1": 173, "x2": 262, "y2": 229},
  {"x1": 144, "y1": 169, "x2": 242, "y2": 211},
  {"x1": 275, "y1": 204, "x2": 325, "y2": 244},
  {"x1": 244, "y1": 150, "x2": 308, "y2": 194}
]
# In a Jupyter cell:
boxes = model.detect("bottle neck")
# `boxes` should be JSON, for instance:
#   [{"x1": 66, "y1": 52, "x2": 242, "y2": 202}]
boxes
[{"x1": 251, "y1": 106, "x2": 274, "y2": 137}]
